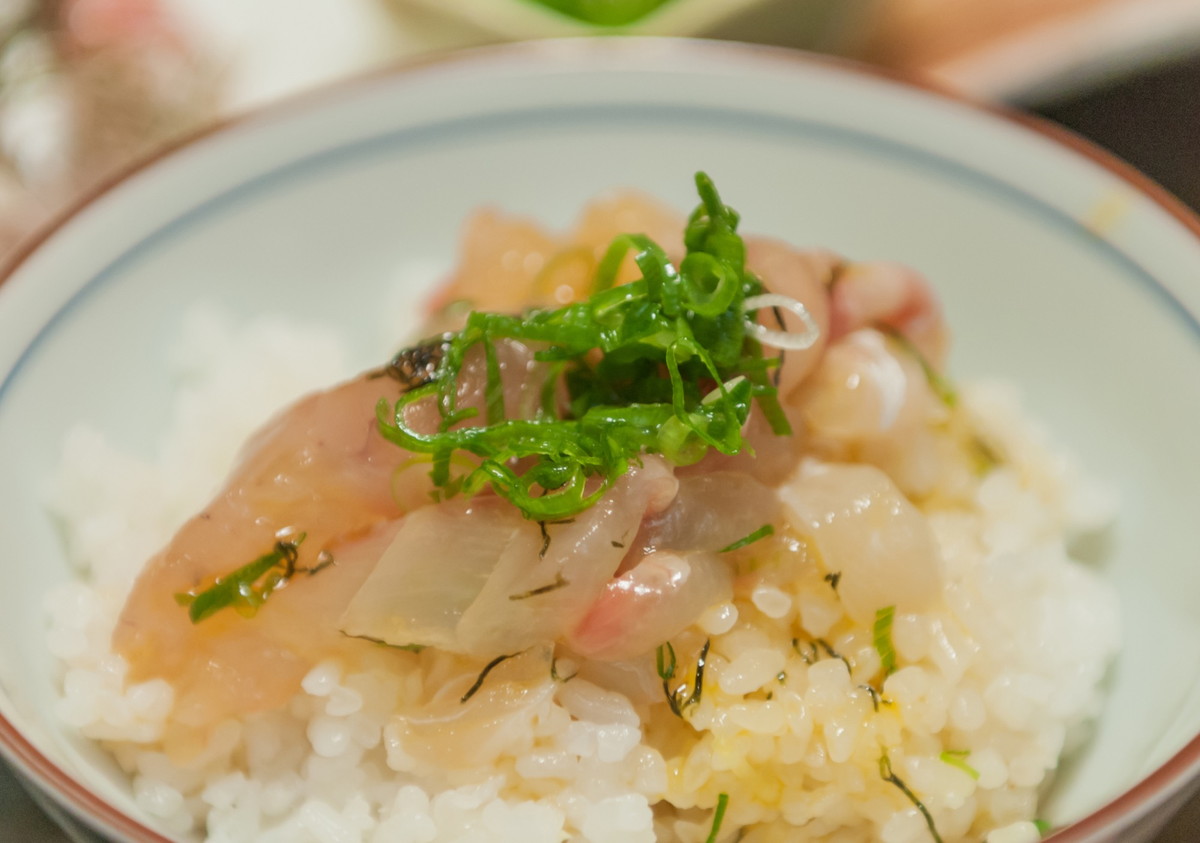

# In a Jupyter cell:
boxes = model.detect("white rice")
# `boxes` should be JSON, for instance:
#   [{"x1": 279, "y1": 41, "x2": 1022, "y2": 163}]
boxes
[{"x1": 45, "y1": 307, "x2": 1120, "y2": 842}]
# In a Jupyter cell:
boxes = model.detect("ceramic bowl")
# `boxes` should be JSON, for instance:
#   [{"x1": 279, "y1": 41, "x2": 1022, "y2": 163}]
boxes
[{"x1": 1, "y1": 38, "x2": 1198, "y2": 842}]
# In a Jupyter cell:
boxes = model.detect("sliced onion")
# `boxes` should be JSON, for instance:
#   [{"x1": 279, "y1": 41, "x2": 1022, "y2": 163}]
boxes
[
  {"x1": 743, "y1": 292, "x2": 821, "y2": 351},
  {"x1": 456, "y1": 457, "x2": 677, "y2": 657},
  {"x1": 342, "y1": 458, "x2": 679, "y2": 658},
  {"x1": 338, "y1": 496, "x2": 537, "y2": 651}
]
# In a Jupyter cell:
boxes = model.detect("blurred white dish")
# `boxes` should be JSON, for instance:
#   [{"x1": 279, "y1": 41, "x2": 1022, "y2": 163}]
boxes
[
  {"x1": 161, "y1": 0, "x2": 884, "y2": 115},
  {"x1": 0, "y1": 37, "x2": 1199, "y2": 842}
]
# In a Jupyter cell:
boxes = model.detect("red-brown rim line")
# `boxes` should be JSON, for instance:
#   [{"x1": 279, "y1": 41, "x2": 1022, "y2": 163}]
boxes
[
  {"x1": 0, "y1": 716, "x2": 174, "y2": 842},
  {"x1": 1, "y1": 36, "x2": 1198, "y2": 843}
]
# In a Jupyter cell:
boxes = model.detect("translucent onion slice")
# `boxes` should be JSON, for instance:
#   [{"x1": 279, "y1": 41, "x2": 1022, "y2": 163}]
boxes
[
  {"x1": 743, "y1": 293, "x2": 821, "y2": 351},
  {"x1": 456, "y1": 458, "x2": 677, "y2": 657},
  {"x1": 339, "y1": 458, "x2": 677, "y2": 658},
  {"x1": 338, "y1": 496, "x2": 537, "y2": 651}
]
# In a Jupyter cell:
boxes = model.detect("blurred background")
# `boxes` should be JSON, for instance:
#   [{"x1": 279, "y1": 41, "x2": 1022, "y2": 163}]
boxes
[
  {"x1": 0, "y1": 0, "x2": 1198, "y2": 264},
  {"x1": 0, "y1": 0, "x2": 1198, "y2": 839}
]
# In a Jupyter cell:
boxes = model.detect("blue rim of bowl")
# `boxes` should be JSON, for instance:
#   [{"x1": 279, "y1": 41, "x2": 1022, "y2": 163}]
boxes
[{"x1": 0, "y1": 36, "x2": 1197, "y2": 843}]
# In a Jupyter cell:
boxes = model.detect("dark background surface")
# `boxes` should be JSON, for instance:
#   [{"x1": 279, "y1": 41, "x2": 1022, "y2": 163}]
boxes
[
  {"x1": 1034, "y1": 52, "x2": 1200, "y2": 217},
  {"x1": 2, "y1": 50, "x2": 1200, "y2": 843}
]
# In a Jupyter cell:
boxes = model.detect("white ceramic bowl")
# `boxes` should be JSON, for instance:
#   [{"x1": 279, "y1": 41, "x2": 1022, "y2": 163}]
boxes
[{"x1": 1, "y1": 38, "x2": 1199, "y2": 843}]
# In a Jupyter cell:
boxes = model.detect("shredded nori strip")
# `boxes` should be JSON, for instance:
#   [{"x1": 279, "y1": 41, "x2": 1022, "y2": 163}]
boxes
[
  {"x1": 859, "y1": 683, "x2": 883, "y2": 712},
  {"x1": 509, "y1": 572, "x2": 569, "y2": 601},
  {"x1": 461, "y1": 651, "x2": 522, "y2": 703},
  {"x1": 656, "y1": 639, "x2": 712, "y2": 718},
  {"x1": 537, "y1": 518, "x2": 576, "y2": 559},
  {"x1": 550, "y1": 656, "x2": 577, "y2": 683},
  {"x1": 792, "y1": 637, "x2": 819, "y2": 664},
  {"x1": 879, "y1": 752, "x2": 944, "y2": 843},
  {"x1": 816, "y1": 638, "x2": 854, "y2": 673},
  {"x1": 340, "y1": 631, "x2": 425, "y2": 652}
]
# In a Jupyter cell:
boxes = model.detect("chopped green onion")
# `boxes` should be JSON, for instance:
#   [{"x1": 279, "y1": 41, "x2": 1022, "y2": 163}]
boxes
[
  {"x1": 704, "y1": 792, "x2": 730, "y2": 843},
  {"x1": 939, "y1": 749, "x2": 980, "y2": 780},
  {"x1": 378, "y1": 172, "x2": 799, "y2": 520},
  {"x1": 176, "y1": 535, "x2": 322, "y2": 624},
  {"x1": 1033, "y1": 819, "x2": 1052, "y2": 837},
  {"x1": 655, "y1": 641, "x2": 677, "y2": 679},
  {"x1": 719, "y1": 523, "x2": 774, "y2": 552},
  {"x1": 967, "y1": 433, "x2": 1003, "y2": 475},
  {"x1": 655, "y1": 641, "x2": 681, "y2": 717},
  {"x1": 873, "y1": 605, "x2": 898, "y2": 676}
]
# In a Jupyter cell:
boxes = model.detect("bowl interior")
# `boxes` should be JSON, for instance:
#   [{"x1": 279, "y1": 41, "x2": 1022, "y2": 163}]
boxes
[{"x1": 1, "y1": 40, "x2": 1199, "y2": 839}]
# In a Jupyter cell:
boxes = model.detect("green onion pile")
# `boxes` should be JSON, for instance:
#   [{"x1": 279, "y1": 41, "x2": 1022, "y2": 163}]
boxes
[{"x1": 378, "y1": 172, "x2": 810, "y2": 520}]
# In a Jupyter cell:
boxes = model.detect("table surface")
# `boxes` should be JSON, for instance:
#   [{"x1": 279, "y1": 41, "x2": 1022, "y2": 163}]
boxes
[{"x1": 2, "y1": 48, "x2": 1200, "y2": 843}]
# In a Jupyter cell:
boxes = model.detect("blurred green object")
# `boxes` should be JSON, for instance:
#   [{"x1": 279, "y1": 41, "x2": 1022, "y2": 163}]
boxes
[
  {"x1": 388, "y1": 0, "x2": 881, "y2": 52},
  {"x1": 528, "y1": 0, "x2": 673, "y2": 26}
]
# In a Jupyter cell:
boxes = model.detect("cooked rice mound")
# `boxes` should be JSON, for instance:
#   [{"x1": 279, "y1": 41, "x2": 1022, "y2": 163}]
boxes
[{"x1": 46, "y1": 200, "x2": 1119, "y2": 843}]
